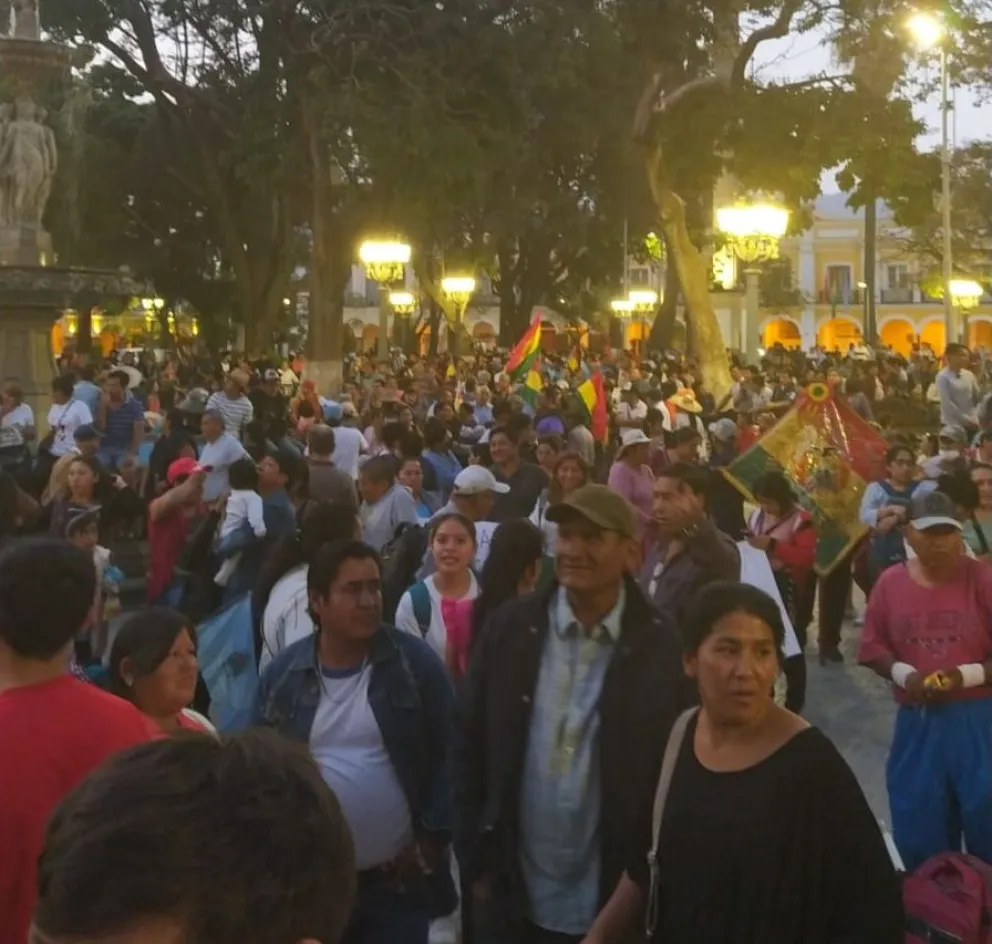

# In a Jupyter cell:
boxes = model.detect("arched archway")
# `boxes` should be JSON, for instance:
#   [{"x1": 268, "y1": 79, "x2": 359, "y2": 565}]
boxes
[
  {"x1": 919, "y1": 320, "x2": 945, "y2": 356},
  {"x1": 761, "y1": 317, "x2": 801, "y2": 350},
  {"x1": 879, "y1": 318, "x2": 915, "y2": 357},
  {"x1": 968, "y1": 318, "x2": 992, "y2": 352},
  {"x1": 817, "y1": 316, "x2": 863, "y2": 352}
]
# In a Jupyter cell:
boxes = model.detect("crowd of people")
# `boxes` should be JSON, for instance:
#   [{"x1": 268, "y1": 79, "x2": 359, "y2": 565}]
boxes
[{"x1": 3, "y1": 333, "x2": 992, "y2": 944}]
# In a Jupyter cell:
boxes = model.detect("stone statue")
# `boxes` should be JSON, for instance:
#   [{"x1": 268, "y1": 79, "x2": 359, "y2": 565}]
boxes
[
  {"x1": 0, "y1": 98, "x2": 57, "y2": 227},
  {"x1": 10, "y1": 0, "x2": 40, "y2": 40}
]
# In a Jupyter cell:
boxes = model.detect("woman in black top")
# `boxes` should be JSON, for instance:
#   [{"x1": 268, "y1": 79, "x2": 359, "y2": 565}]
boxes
[{"x1": 582, "y1": 582, "x2": 902, "y2": 944}]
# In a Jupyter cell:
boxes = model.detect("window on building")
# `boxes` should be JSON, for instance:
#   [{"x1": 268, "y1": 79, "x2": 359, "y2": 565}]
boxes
[
  {"x1": 627, "y1": 267, "x2": 650, "y2": 286},
  {"x1": 886, "y1": 264, "x2": 909, "y2": 289},
  {"x1": 825, "y1": 265, "x2": 852, "y2": 302}
]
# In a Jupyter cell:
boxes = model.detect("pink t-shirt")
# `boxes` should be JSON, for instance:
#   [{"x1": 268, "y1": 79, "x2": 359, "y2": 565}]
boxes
[
  {"x1": 858, "y1": 558, "x2": 992, "y2": 703},
  {"x1": 441, "y1": 597, "x2": 475, "y2": 676},
  {"x1": 607, "y1": 461, "x2": 654, "y2": 538}
]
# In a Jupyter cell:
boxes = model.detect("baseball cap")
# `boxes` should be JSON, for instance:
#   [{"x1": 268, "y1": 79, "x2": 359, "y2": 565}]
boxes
[
  {"x1": 617, "y1": 429, "x2": 651, "y2": 458},
  {"x1": 546, "y1": 484, "x2": 637, "y2": 540},
  {"x1": 322, "y1": 400, "x2": 343, "y2": 422},
  {"x1": 264, "y1": 368, "x2": 279, "y2": 381},
  {"x1": 708, "y1": 418, "x2": 737, "y2": 442},
  {"x1": 167, "y1": 457, "x2": 207, "y2": 484},
  {"x1": 939, "y1": 425, "x2": 966, "y2": 443},
  {"x1": 340, "y1": 402, "x2": 358, "y2": 418},
  {"x1": 453, "y1": 466, "x2": 510, "y2": 496},
  {"x1": 909, "y1": 490, "x2": 962, "y2": 532},
  {"x1": 74, "y1": 423, "x2": 98, "y2": 442}
]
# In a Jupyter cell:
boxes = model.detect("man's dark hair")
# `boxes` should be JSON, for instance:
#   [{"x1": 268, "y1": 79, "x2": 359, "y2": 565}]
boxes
[
  {"x1": 309, "y1": 424, "x2": 336, "y2": 457},
  {"x1": 751, "y1": 470, "x2": 796, "y2": 508},
  {"x1": 670, "y1": 426, "x2": 702, "y2": 446},
  {"x1": 381, "y1": 421, "x2": 407, "y2": 452},
  {"x1": 885, "y1": 443, "x2": 914, "y2": 465},
  {"x1": 78, "y1": 365, "x2": 96, "y2": 382},
  {"x1": 505, "y1": 413, "x2": 532, "y2": 437},
  {"x1": 489, "y1": 424, "x2": 519, "y2": 446},
  {"x1": 51, "y1": 374, "x2": 74, "y2": 398},
  {"x1": 107, "y1": 369, "x2": 131, "y2": 389},
  {"x1": 266, "y1": 448, "x2": 298, "y2": 483},
  {"x1": 33, "y1": 731, "x2": 356, "y2": 944},
  {"x1": 359, "y1": 454, "x2": 396, "y2": 485},
  {"x1": 946, "y1": 342, "x2": 969, "y2": 358},
  {"x1": 655, "y1": 462, "x2": 710, "y2": 504},
  {"x1": 492, "y1": 400, "x2": 513, "y2": 422},
  {"x1": 0, "y1": 538, "x2": 96, "y2": 659},
  {"x1": 423, "y1": 417, "x2": 448, "y2": 450},
  {"x1": 397, "y1": 429, "x2": 424, "y2": 459},
  {"x1": 307, "y1": 540, "x2": 382, "y2": 602}
]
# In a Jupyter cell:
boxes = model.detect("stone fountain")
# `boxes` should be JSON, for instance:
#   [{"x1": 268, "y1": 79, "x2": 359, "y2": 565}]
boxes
[{"x1": 0, "y1": 0, "x2": 149, "y2": 427}]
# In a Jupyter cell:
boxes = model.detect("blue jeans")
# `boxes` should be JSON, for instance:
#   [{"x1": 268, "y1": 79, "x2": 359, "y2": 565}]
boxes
[
  {"x1": 888, "y1": 696, "x2": 992, "y2": 870},
  {"x1": 97, "y1": 444, "x2": 131, "y2": 470},
  {"x1": 343, "y1": 876, "x2": 430, "y2": 944}
]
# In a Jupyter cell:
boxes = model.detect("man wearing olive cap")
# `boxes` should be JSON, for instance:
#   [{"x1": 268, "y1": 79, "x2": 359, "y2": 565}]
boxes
[{"x1": 457, "y1": 484, "x2": 693, "y2": 944}]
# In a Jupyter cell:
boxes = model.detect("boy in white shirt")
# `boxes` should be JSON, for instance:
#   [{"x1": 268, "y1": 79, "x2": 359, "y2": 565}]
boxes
[{"x1": 214, "y1": 458, "x2": 267, "y2": 586}]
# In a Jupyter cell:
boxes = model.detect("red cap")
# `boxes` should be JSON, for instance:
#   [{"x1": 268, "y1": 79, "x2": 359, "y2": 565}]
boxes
[{"x1": 167, "y1": 457, "x2": 206, "y2": 484}]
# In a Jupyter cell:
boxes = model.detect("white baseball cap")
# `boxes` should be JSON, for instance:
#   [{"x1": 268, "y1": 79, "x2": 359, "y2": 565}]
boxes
[{"x1": 453, "y1": 466, "x2": 510, "y2": 496}]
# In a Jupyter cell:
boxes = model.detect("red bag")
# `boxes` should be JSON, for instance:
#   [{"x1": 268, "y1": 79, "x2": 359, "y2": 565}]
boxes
[{"x1": 904, "y1": 852, "x2": 992, "y2": 943}]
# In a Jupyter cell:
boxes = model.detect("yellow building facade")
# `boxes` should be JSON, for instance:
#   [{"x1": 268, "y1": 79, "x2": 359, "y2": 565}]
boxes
[{"x1": 755, "y1": 193, "x2": 991, "y2": 356}]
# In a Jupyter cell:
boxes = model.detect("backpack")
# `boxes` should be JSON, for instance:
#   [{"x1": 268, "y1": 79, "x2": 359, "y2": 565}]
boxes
[
  {"x1": 904, "y1": 852, "x2": 992, "y2": 944},
  {"x1": 380, "y1": 522, "x2": 428, "y2": 622},
  {"x1": 408, "y1": 581, "x2": 432, "y2": 638},
  {"x1": 868, "y1": 480, "x2": 919, "y2": 575}
]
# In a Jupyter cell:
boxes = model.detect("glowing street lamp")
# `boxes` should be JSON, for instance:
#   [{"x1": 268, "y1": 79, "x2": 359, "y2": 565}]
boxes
[
  {"x1": 359, "y1": 240, "x2": 411, "y2": 360},
  {"x1": 389, "y1": 291, "x2": 416, "y2": 315},
  {"x1": 951, "y1": 278, "x2": 984, "y2": 344},
  {"x1": 441, "y1": 276, "x2": 476, "y2": 356},
  {"x1": 628, "y1": 289, "x2": 658, "y2": 311},
  {"x1": 716, "y1": 200, "x2": 790, "y2": 360},
  {"x1": 610, "y1": 298, "x2": 634, "y2": 317}
]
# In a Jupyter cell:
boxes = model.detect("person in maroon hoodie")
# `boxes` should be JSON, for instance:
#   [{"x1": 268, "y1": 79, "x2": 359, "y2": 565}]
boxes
[{"x1": 746, "y1": 470, "x2": 817, "y2": 713}]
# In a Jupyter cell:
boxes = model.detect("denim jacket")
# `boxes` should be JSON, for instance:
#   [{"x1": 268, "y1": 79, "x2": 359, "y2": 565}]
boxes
[{"x1": 253, "y1": 626, "x2": 457, "y2": 909}]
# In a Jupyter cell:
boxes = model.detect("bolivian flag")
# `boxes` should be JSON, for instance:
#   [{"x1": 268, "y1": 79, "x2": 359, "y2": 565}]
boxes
[
  {"x1": 505, "y1": 312, "x2": 542, "y2": 380},
  {"x1": 577, "y1": 369, "x2": 608, "y2": 443},
  {"x1": 521, "y1": 367, "x2": 544, "y2": 408},
  {"x1": 723, "y1": 383, "x2": 888, "y2": 575}
]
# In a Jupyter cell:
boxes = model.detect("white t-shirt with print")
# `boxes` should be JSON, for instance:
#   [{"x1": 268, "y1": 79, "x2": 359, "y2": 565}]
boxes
[
  {"x1": 46, "y1": 400, "x2": 93, "y2": 457},
  {"x1": 0, "y1": 403, "x2": 34, "y2": 447}
]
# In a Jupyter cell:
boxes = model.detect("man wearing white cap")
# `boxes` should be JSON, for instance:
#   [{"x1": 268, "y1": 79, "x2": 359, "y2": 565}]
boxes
[{"x1": 417, "y1": 467, "x2": 509, "y2": 580}]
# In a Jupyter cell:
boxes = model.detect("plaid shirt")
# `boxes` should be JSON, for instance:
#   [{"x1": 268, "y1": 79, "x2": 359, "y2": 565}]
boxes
[{"x1": 519, "y1": 584, "x2": 624, "y2": 935}]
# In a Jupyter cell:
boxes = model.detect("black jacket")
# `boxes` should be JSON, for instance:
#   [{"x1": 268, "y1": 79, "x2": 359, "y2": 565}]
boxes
[{"x1": 455, "y1": 575, "x2": 695, "y2": 925}]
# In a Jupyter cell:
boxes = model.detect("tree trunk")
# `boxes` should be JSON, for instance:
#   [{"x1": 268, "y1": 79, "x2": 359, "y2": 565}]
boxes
[
  {"x1": 304, "y1": 114, "x2": 345, "y2": 396},
  {"x1": 649, "y1": 238, "x2": 682, "y2": 349},
  {"x1": 645, "y1": 145, "x2": 733, "y2": 402},
  {"x1": 863, "y1": 189, "x2": 877, "y2": 344}
]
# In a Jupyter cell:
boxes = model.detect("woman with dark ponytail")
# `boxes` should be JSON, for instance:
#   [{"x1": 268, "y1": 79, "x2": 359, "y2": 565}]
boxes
[
  {"x1": 256, "y1": 501, "x2": 361, "y2": 669},
  {"x1": 469, "y1": 519, "x2": 544, "y2": 657}
]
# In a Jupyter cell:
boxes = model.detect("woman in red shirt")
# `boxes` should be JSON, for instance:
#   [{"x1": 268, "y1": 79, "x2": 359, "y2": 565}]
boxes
[
  {"x1": 107, "y1": 608, "x2": 213, "y2": 734},
  {"x1": 747, "y1": 470, "x2": 817, "y2": 713}
]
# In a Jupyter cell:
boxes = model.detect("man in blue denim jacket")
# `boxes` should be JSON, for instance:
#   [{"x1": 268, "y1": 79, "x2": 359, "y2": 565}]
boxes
[{"x1": 253, "y1": 539, "x2": 457, "y2": 944}]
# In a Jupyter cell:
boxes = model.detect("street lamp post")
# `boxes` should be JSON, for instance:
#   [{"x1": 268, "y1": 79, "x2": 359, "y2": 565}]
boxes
[
  {"x1": 716, "y1": 202, "x2": 790, "y2": 362},
  {"x1": 950, "y1": 278, "x2": 983, "y2": 347},
  {"x1": 359, "y1": 240, "x2": 412, "y2": 361},
  {"x1": 389, "y1": 290, "x2": 416, "y2": 353},
  {"x1": 441, "y1": 276, "x2": 476, "y2": 357},
  {"x1": 908, "y1": 12, "x2": 954, "y2": 342}
]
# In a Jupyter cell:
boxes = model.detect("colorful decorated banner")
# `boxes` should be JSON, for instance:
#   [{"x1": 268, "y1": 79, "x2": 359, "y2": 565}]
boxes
[{"x1": 724, "y1": 382, "x2": 888, "y2": 576}]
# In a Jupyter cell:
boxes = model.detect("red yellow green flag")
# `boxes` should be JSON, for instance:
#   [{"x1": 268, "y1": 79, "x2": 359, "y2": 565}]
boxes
[
  {"x1": 577, "y1": 369, "x2": 608, "y2": 443},
  {"x1": 521, "y1": 367, "x2": 544, "y2": 408},
  {"x1": 505, "y1": 312, "x2": 542, "y2": 380}
]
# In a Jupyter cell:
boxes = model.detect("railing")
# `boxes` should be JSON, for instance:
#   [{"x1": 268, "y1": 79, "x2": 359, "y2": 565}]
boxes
[{"x1": 879, "y1": 287, "x2": 914, "y2": 304}]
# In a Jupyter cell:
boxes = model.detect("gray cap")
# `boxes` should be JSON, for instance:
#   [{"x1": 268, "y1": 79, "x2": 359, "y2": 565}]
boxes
[{"x1": 909, "y1": 490, "x2": 962, "y2": 532}]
